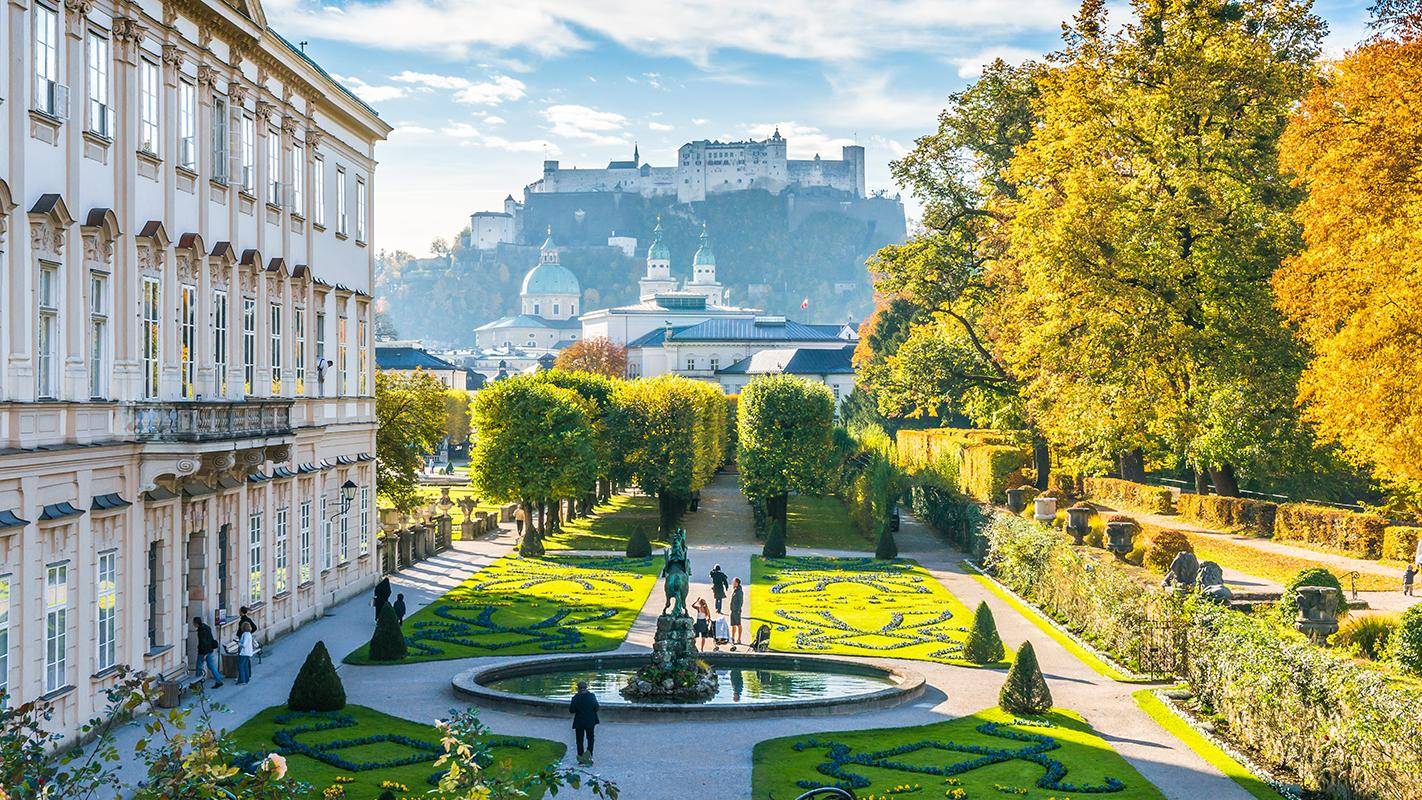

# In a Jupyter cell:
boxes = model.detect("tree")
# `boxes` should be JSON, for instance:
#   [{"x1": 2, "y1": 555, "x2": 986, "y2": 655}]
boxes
[
  {"x1": 469, "y1": 376, "x2": 595, "y2": 555},
  {"x1": 376, "y1": 369, "x2": 448, "y2": 513},
  {"x1": 963, "y1": 601, "x2": 1005, "y2": 664},
  {"x1": 554, "y1": 337, "x2": 628, "y2": 378},
  {"x1": 737, "y1": 376, "x2": 835, "y2": 547},
  {"x1": 610, "y1": 376, "x2": 726, "y2": 534},
  {"x1": 287, "y1": 641, "x2": 346, "y2": 712},
  {"x1": 443, "y1": 390, "x2": 474, "y2": 448},
  {"x1": 368, "y1": 603, "x2": 408, "y2": 661},
  {"x1": 535, "y1": 370, "x2": 622, "y2": 505},
  {"x1": 1275, "y1": 3, "x2": 1422, "y2": 490},
  {"x1": 999, "y1": 640, "x2": 1052, "y2": 715}
]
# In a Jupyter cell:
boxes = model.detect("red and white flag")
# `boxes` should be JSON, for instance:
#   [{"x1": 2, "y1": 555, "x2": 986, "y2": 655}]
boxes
[{"x1": 800, "y1": 297, "x2": 810, "y2": 310}]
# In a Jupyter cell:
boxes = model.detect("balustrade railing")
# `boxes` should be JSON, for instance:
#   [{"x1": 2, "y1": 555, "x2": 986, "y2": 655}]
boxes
[{"x1": 124, "y1": 400, "x2": 295, "y2": 442}]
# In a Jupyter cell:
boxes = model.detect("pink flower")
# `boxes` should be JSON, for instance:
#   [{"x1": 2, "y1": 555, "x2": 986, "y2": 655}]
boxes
[{"x1": 264, "y1": 753, "x2": 288, "y2": 779}]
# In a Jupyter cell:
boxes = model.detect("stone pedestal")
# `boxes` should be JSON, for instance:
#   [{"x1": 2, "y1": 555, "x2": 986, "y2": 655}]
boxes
[{"x1": 621, "y1": 613, "x2": 717, "y2": 701}]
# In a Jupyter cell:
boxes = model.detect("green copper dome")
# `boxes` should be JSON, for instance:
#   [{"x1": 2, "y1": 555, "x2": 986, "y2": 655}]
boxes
[
  {"x1": 647, "y1": 219, "x2": 670, "y2": 261},
  {"x1": 693, "y1": 225, "x2": 716, "y2": 267},
  {"x1": 521, "y1": 262, "x2": 580, "y2": 296}
]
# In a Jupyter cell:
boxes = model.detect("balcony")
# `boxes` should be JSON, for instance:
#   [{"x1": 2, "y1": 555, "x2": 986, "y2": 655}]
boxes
[{"x1": 124, "y1": 400, "x2": 294, "y2": 443}]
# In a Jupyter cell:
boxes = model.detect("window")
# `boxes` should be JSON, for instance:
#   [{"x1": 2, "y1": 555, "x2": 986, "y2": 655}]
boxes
[
  {"x1": 241, "y1": 114, "x2": 255, "y2": 191},
  {"x1": 86, "y1": 33, "x2": 110, "y2": 137},
  {"x1": 686, "y1": 357, "x2": 696, "y2": 372},
  {"x1": 180, "y1": 285, "x2": 196, "y2": 398},
  {"x1": 38, "y1": 266, "x2": 59, "y2": 399},
  {"x1": 242, "y1": 298, "x2": 255, "y2": 394},
  {"x1": 267, "y1": 126, "x2": 281, "y2": 204},
  {"x1": 709, "y1": 356, "x2": 719, "y2": 372},
  {"x1": 298, "y1": 500, "x2": 312, "y2": 585},
  {"x1": 294, "y1": 307, "x2": 306, "y2": 394},
  {"x1": 217, "y1": 526, "x2": 230, "y2": 614},
  {"x1": 356, "y1": 177, "x2": 367, "y2": 241},
  {"x1": 553, "y1": 303, "x2": 560, "y2": 317},
  {"x1": 248, "y1": 513, "x2": 262, "y2": 604},
  {"x1": 274, "y1": 507, "x2": 289, "y2": 595},
  {"x1": 96, "y1": 551, "x2": 117, "y2": 672},
  {"x1": 315, "y1": 310, "x2": 327, "y2": 366},
  {"x1": 291, "y1": 140, "x2": 305, "y2": 214},
  {"x1": 339, "y1": 500, "x2": 349, "y2": 564},
  {"x1": 0, "y1": 574, "x2": 9, "y2": 706},
  {"x1": 179, "y1": 80, "x2": 196, "y2": 170},
  {"x1": 359, "y1": 487, "x2": 370, "y2": 557},
  {"x1": 336, "y1": 167, "x2": 347, "y2": 234},
  {"x1": 313, "y1": 157, "x2": 325, "y2": 225},
  {"x1": 213, "y1": 290, "x2": 228, "y2": 396},
  {"x1": 532, "y1": 302, "x2": 540, "y2": 316},
  {"x1": 337, "y1": 312, "x2": 349, "y2": 395},
  {"x1": 321, "y1": 497, "x2": 332, "y2": 571},
  {"x1": 357, "y1": 317, "x2": 369, "y2": 395},
  {"x1": 269, "y1": 302, "x2": 282, "y2": 394},
  {"x1": 141, "y1": 277, "x2": 161, "y2": 399},
  {"x1": 139, "y1": 60, "x2": 159, "y2": 153},
  {"x1": 87, "y1": 274, "x2": 108, "y2": 398},
  {"x1": 146, "y1": 542, "x2": 160, "y2": 649},
  {"x1": 34, "y1": 6, "x2": 60, "y2": 117},
  {"x1": 211, "y1": 95, "x2": 228, "y2": 183},
  {"x1": 45, "y1": 563, "x2": 68, "y2": 693}
]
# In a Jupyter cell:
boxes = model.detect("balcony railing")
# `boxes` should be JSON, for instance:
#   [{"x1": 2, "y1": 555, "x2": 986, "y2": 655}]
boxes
[{"x1": 124, "y1": 400, "x2": 294, "y2": 443}]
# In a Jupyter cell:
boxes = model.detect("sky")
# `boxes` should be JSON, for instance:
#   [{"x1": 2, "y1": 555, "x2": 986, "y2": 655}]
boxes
[{"x1": 262, "y1": 0, "x2": 1372, "y2": 257}]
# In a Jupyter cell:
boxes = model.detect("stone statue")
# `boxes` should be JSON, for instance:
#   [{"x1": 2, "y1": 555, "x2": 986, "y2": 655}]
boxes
[
  {"x1": 1196, "y1": 561, "x2": 1232, "y2": 603},
  {"x1": 1162, "y1": 551, "x2": 1200, "y2": 592},
  {"x1": 661, "y1": 527, "x2": 690, "y2": 617}
]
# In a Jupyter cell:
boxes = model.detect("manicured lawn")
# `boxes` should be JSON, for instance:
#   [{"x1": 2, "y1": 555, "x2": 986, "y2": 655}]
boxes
[
  {"x1": 542, "y1": 494, "x2": 665, "y2": 552},
  {"x1": 1171, "y1": 528, "x2": 1397, "y2": 592},
  {"x1": 226, "y1": 704, "x2": 564, "y2": 800},
  {"x1": 752, "y1": 707, "x2": 1167, "y2": 800},
  {"x1": 343, "y1": 555, "x2": 660, "y2": 664},
  {"x1": 751, "y1": 556, "x2": 1007, "y2": 667},
  {"x1": 786, "y1": 495, "x2": 875, "y2": 551}
]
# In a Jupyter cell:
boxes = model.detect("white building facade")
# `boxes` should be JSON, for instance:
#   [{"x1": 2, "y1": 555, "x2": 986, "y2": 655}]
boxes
[{"x1": 0, "y1": 0, "x2": 390, "y2": 741}]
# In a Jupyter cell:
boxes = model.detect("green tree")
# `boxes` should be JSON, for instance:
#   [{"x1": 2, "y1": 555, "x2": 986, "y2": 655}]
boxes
[
  {"x1": 469, "y1": 376, "x2": 596, "y2": 555},
  {"x1": 287, "y1": 641, "x2": 346, "y2": 712},
  {"x1": 963, "y1": 601, "x2": 1005, "y2": 664},
  {"x1": 738, "y1": 376, "x2": 835, "y2": 550},
  {"x1": 368, "y1": 603, "x2": 408, "y2": 662},
  {"x1": 999, "y1": 640, "x2": 1052, "y2": 715},
  {"x1": 535, "y1": 370, "x2": 622, "y2": 506},
  {"x1": 610, "y1": 376, "x2": 726, "y2": 534},
  {"x1": 376, "y1": 369, "x2": 448, "y2": 513},
  {"x1": 443, "y1": 389, "x2": 474, "y2": 448}
]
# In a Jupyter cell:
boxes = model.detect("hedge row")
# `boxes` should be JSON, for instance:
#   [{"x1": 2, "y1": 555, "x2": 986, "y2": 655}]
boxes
[
  {"x1": 1273, "y1": 502, "x2": 1387, "y2": 559},
  {"x1": 1384, "y1": 526, "x2": 1422, "y2": 563},
  {"x1": 896, "y1": 428, "x2": 1029, "y2": 504},
  {"x1": 1082, "y1": 477, "x2": 1174, "y2": 515},
  {"x1": 1175, "y1": 493, "x2": 1277, "y2": 538},
  {"x1": 909, "y1": 483, "x2": 986, "y2": 556},
  {"x1": 896, "y1": 428, "x2": 1019, "y2": 470}
]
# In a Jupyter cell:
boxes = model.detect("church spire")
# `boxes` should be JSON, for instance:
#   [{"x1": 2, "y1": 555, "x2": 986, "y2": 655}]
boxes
[{"x1": 633, "y1": 141, "x2": 640, "y2": 166}]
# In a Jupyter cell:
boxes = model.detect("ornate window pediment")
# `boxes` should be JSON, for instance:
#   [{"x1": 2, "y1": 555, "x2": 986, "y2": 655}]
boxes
[
  {"x1": 136, "y1": 220, "x2": 170, "y2": 277},
  {"x1": 28, "y1": 194, "x2": 74, "y2": 260},
  {"x1": 81, "y1": 208, "x2": 119, "y2": 272},
  {"x1": 209, "y1": 241, "x2": 237, "y2": 291},
  {"x1": 176, "y1": 232, "x2": 205, "y2": 284}
]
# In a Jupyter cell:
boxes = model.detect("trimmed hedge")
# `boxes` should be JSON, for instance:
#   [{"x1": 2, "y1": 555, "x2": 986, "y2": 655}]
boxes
[
  {"x1": 1143, "y1": 529, "x2": 1193, "y2": 574},
  {"x1": 1384, "y1": 526, "x2": 1422, "y2": 563},
  {"x1": 1083, "y1": 477, "x2": 1174, "y2": 515},
  {"x1": 896, "y1": 428, "x2": 1019, "y2": 470},
  {"x1": 1274, "y1": 502, "x2": 1386, "y2": 559},
  {"x1": 961, "y1": 445, "x2": 1029, "y2": 504},
  {"x1": 1175, "y1": 494, "x2": 1276, "y2": 538},
  {"x1": 896, "y1": 428, "x2": 1028, "y2": 504}
]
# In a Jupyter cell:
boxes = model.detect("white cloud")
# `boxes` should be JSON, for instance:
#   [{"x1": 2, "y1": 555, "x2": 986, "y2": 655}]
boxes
[
  {"x1": 647, "y1": 121, "x2": 674, "y2": 131},
  {"x1": 481, "y1": 136, "x2": 560, "y2": 154},
  {"x1": 820, "y1": 71, "x2": 943, "y2": 131},
  {"x1": 454, "y1": 75, "x2": 527, "y2": 105},
  {"x1": 691, "y1": 118, "x2": 709, "y2": 126},
  {"x1": 332, "y1": 74, "x2": 407, "y2": 103},
  {"x1": 949, "y1": 46, "x2": 1040, "y2": 78},
  {"x1": 441, "y1": 122, "x2": 481, "y2": 138},
  {"x1": 482, "y1": 115, "x2": 507, "y2": 125},
  {"x1": 391, "y1": 123, "x2": 435, "y2": 136},
  {"x1": 542, "y1": 104, "x2": 628, "y2": 144}
]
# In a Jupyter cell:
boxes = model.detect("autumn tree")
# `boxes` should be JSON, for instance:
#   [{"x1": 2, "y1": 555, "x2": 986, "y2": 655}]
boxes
[
  {"x1": 1275, "y1": 2, "x2": 1422, "y2": 489},
  {"x1": 737, "y1": 376, "x2": 835, "y2": 551},
  {"x1": 443, "y1": 390, "x2": 474, "y2": 449},
  {"x1": 375, "y1": 369, "x2": 447, "y2": 513},
  {"x1": 553, "y1": 336, "x2": 628, "y2": 378}
]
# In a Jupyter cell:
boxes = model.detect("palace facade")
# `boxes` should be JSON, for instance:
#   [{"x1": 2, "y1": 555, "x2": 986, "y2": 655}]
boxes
[{"x1": 0, "y1": 0, "x2": 390, "y2": 741}]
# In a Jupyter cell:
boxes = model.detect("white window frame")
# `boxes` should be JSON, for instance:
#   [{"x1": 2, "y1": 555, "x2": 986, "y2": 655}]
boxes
[
  {"x1": 298, "y1": 500, "x2": 312, "y2": 585},
  {"x1": 274, "y1": 507, "x2": 289, "y2": 595},
  {"x1": 96, "y1": 550, "x2": 117, "y2": 672},
  {"x1": 247, "y1": 513, "x2": 262, "y2": 604},
  {"x1": 321, "y1": 497, "x2": 332, "y2": 572},
  {"x1": 294, "y1": 306, "x2": 306, "y2": 395},
  {"x1": 356, "y1": 176, "x2": 367, "y2": 242},
  {"x1": 211, "y1": 94, "x2": 228, "y2": 184},
  {"x1": 0, "y1": 573, "x2": 10, "y2": 706},
  {"x1": 313, "y1": 156, "x2": 325, "y2": 226},
  {"x1": 38, "y1": 265, "x2": 59, "y2": 399},
  {"x1": 241, "y1": 114, "x2": 255, "y2": 192},
  {"x1": 269, "y1": 302, "x2": 282, "y2": 394},
  {"x1": 178, "y1": 80, "x2": 196, "y2": 170},
  {"x1": 45, "y1": 562, "x2": 69, "y2": 693},
  {"x1": 139, "y1": 60, "x2": 159, "y2": 154},
  {"x1": 336, "y1": 166, "x2": 347, "y2": 235},
  {"x1": 34, "y1": 6, "x2": 60, "y2": 118},
  {"x1": 358, "y1": 486, "x2": 370, "y2": 557},
  {"x1": 357, "y1": 316, "x2": 369, "y2": 395},
  {"x1": 213, "y1": 290, "x2": 228, "y2": 396},
  {"x1": 141, "y1": 276, "x2": 161, "y2": 399},
  {"x1": 291, "y1": 139, "x2": 305, "y2": 214},
  {"x1": 242, "y1": 297, "x2": 255, "y2": 394},
  {"x1": 337, "y1": 312, "x2": 349, "y2": 396},
  {"x1": 86, "y1": 32, "x2": 110, "y2": 138},
  {"x1": 267, "y1": 125, "x2": 281, "y2": 205},
  {"x1": 89, "y1": 273, "x2": 108, "y2": 399},
  {"x1": 339, "y1": 499, "x2": 349, "y2": 564},
  {"x1": 180, "y1": 285, "x2": 196, "y2": 398}
]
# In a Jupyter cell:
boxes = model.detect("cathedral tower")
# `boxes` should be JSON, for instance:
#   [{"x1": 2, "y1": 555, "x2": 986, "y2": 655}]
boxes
[{"x1": 638, "y1": 218, "x2": 678, "y2": 300}]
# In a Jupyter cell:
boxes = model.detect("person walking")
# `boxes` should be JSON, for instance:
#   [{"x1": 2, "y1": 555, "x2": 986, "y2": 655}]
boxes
[
  {"x1": 568, "y1": 681, "x2": 600, "y2": 765},
  {"x1": 373, "y1": 577, "x2": 392, "y2": 621},
  {"x1": 692, "y1": 597, "x2": 712, "y2": 650},
  {"x1": 710, "y1": 564, "x2": 729, "y2": 613},
  {"x1": 1406, "y1": 563, "x2": 1417, "y2": 597},
  {"x1": 193, "y1": 617, "x2": 223, "y2": 689},
  {"x1": 393, "y1": 593, "x2": 408, "y2": 623},
  {"x1": 729, "y1": 577, "x2": 745, "y2": 647},
  {"x1": 236, "y1": 626, "x2": 256, "y2": 685},
  {"x1": 515, "y1": 505, "x2": 527, "y2": 537}
]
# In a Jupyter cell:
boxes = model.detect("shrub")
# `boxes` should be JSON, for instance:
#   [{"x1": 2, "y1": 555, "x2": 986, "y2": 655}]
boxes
[
  {"x1": 963, "y1": 602, "x2": 1005, "y2": 664},
  {"x1": 896, "y1": 428, "x2": 1019, "y2": 471},
  {"x1": 908, "y1": 483, "x2": 983, "y2": 553},
  {"x1": 1046, "y1": 473, "x2": 1084, "y2": 504},
  {"x1": 287, "y1": 641, "x2": 346, "y2": 711},
  {"x1": 1335, "y1": 614, "x2": 1398, "y2": 661},
  {"x1": 1273, "y1": 503, "x2": 1386, "y2": 558},
  {"x1": 762, "y1": 518, "x2": 787, "y2": 558},
  {"x1": 1390, "y1": 606, "x2": 1422, "y2": 675},
  {"x1": 368, "y1": 603, "x2": 409, "y2": 662},
  {"x1": 1083, "y1": 477, "x2": 1174, "y2": 514},
  {"x1": 625, "y1": 525, "x2": 653, "y2": 558},
  {"x1": 999, "y1": 641, "x2": 1052, "y2": 715},
  {"x1": 875, "y1": 527, "x2": 898, "y2": 560},
  {"x1": 1175, "y1": 493, "x2": 1277, "y2": 537},
  {"x1": 1144, "y1": 529, "x2": 1194, "y2": 574},
  {"x1": 1278, "y1": 567, "x2": 1345, "y2": 622},
  {"x1": 962, "y1": 444, "x2": 1030, "y2": 504},
  {"x1": 1383, "y1": 526, "x2": 1422, "y2": 562}
]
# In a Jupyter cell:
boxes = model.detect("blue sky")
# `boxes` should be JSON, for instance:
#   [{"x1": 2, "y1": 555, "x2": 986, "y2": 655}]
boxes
[{"x1": 263, "y1": 0, "x2": 1371, "y2": 256}]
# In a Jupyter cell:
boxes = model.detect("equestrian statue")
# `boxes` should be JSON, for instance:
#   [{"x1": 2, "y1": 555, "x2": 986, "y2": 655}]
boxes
[{"x1": 661, "y1": 527, "x2": 690, "y2": 617}]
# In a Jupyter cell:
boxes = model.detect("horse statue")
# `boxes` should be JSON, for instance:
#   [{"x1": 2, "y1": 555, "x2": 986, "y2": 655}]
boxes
[{"x1": 661, "y1": 527, "x2": 691, "y2": 617}]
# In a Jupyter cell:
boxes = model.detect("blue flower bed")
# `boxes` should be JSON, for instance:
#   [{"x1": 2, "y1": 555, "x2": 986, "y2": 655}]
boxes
[{"x1": 268, "y1": 711, "x2": 539, "y2": 777}]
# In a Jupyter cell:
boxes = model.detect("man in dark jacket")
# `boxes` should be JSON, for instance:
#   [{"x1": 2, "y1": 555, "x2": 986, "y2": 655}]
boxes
[
  {"x1": 568, "y1": 681, "x2": 600, "y2": 764},
  {"x1": 373, "y1": 577, "x2": 392, "y2": 621},
  {"x1": 193, "y1": 616, "x2": 223, "y2": 688},
  {"x1": 710, "y1": 564, "x2": 729, "y2": 613},
  {"x1": 393, "y1": 593, "x2": 407, "y2": 623}
]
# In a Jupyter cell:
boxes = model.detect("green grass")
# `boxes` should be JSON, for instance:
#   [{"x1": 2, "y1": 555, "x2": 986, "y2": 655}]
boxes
[
  {"x1": 786, "y1": 495, "x2": 875, "y2": 551},
  {"x1": 226, "y1": 704, "x2": 564, "y2": 800},
  {"x1": 1168, "y1": 527, "x2": 1397, "y2": 592},
  {"x1": 752, "y1": 706, "x2": 1167, "y2": 800},
  {"x1": 751, "y1": 555, "x2": 1006, "y2": 667},
  {"x1": 343, "y1": 554, "x2": 660, "y2": 664},
  {"x1": 1132, "y1": 690, "x2": 1288, "y2": 800},
  {"x1": 542, "y1": 494, "x2": 665, "y2": 552}
]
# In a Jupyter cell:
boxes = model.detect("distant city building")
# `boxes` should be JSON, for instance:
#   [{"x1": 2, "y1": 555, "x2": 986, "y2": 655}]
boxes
[
  {"x1": 470, "y1": 231, "x2": 582, "y2": 379},
  {"x1": 376, "y1": 342, "x2": 471, "y2": 390},
  {"x1": 716, "y1": 346, "x2": 857, "y2": 411}
]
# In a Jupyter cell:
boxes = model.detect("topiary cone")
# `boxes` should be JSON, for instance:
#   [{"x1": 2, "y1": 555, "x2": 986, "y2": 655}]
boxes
[
  {"x1": 999, "y1": 640, "x2": 1052, "y2": 715},
  {"x1": 626, "y1": 525, "x2": 653, "y2": 558},
  {"x1": 762, "y1": 518, "x2": 787, "y2": 558},
  {"x1": 875, "y1": 526, "x2": 898, "y2": 560},
  {"x1": 368, "y1": 602, "x2": 409, "y2": 662},
  {"x1": 964, "y1": 601, "x2": 1005, "y2": 664},
  {"x1": 287, "y1": 641, "x2": 346, "y2": 711}
]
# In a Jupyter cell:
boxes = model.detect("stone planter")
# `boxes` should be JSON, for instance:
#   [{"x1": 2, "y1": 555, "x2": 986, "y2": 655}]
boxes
[
  {"x1": 1105, "y1": 520, "x2": 1135, "y2": 559},
  {"x1": 1065, "y1": 505, "x2": 1093, "y2": 545},
  {"x1": 1294, "y1": 586, "x2": 1340, "y2": 644},
  {"x1": 1033, "y1": 496, "x2": 1058, "y2": 523},
  {"x1": 1005, "y1": 487, "x2": 1030, "y2": 514}
]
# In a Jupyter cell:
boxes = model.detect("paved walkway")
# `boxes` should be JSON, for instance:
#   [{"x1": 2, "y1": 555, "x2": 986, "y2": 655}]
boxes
[{"x1": 107, "y1": 476, "x2": 1255, "y2": 799}]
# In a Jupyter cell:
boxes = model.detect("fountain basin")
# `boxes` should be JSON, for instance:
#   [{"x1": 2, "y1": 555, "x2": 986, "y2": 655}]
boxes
[{"x1": 452, "y1": 652, "x2": 925, "y2": 720}]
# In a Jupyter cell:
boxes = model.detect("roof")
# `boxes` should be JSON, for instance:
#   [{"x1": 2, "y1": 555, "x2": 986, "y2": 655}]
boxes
[
  {"x1": 717, "y1": 346, "x2": 856, "y2": 376},
  {"x1": 375, "y1": 346, "x2": 462, "y2": 372},
  {"x1": 804, "y1": 322, "x2": 860, "y2": 340},
  {"x1": 475, "y1": 314, "x2": 581, "y2": 332},
  {"x1": 521, "y1": 263, "x2": 580, "y2": 296},
  {"x1": 628, "y1": 317, "x2": 844, "y2": 347}
]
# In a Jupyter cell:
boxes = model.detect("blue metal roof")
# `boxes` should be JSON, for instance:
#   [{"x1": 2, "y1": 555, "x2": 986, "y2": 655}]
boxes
[
  {"x1": 375, "y1": 346, "x2": 461, "y2": 372},
  {"x1": 676, "y1": 318, "x2": 841, "y2": 342},
  {"x1": 717, "y1": 346, "x2": 855, "y2": 376}
]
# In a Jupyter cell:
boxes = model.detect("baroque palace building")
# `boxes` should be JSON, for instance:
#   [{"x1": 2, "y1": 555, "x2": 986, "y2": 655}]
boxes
[{"x1": 0, "y1": 0, "x2": 390, "y2": 741}]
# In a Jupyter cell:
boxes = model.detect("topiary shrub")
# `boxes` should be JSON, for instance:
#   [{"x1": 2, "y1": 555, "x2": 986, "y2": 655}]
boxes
[
  {"x1": 999, "y1": 641, "x2": 1052, "y2": 715},
  {"x1": 287, "y1": 641, "x2": 346, "y2": 711},
  {"x1": 1144, "y1": 529, "x2": 1194, "y2": 574},
  {"x1": 1278, "y1": 566, "x2": 1345, "y2": 623},
  {"x1": 762, "y1": 518, "x2": 787, "y2": 558},
  {"x1": 1335, "y1": 613, "x2": 1398, "y2": 661},
  {"x1": 368, "y1": 602, "x2": 409, "y2": 662},
  {"x1": 377, "y1": 790, "x2": 397, "y2": 800},
  {"x1": 875, "y1": 526, "x2": 898, "y2": 560},
  {"x1": 963, "y1": 601, "x2": 1005, "y2": 664},
  {"x1": 1390, "y1": 605, "x2": 1422, "y2": 674},
  {"x1": 625, "y1": 525, "x2": 653, "y2": 558},
  {"x1": 1274, "y1": 503, "x2": 1386, "y2": 558}
]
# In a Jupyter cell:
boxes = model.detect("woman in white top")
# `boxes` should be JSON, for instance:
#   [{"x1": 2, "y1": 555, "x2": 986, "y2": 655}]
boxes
[{"x1": 236, "y1": 629, "x2": 256, "y2": 685}]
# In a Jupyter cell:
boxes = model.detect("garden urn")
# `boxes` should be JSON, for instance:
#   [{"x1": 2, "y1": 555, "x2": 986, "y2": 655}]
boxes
[
  {"x1": 1065, "y1": 505, "x2": 1093, "y2": 545},
  {"x1": 1105, "y1": 520, "x2": 1135, "y2": 559},
  {"x1": 1005, "y1": 487, "x2": 1030, "y2": 514},
  {"x1": 1293, "y1": 586, "x2": 1340, "y2": 644},
  {"x1": 1034, "y1": 496, "x2": 1058, "y2": 524}
]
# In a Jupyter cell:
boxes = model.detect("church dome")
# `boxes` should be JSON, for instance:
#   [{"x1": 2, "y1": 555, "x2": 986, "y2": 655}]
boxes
[
  {"x1": 692, "y1": 225, "x2": 716, "y2": 267},
  {"x1": 648, "y1": 219, "x2": 670, "y2": 261},
  {"x1": 521, "y1": 262, "x2": 580, "y2": 296}
]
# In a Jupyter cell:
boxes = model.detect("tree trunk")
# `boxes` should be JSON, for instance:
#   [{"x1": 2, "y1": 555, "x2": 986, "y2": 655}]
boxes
[
  {"x1": 519, "y1": 501, "x2": 543, "y2": 556},
  {"x1": 769, "y1": 494, "x2": 789, "y2": 540},
  {"x1": 1192, "y1": 469, "x2": 1210, "y2": 495},
  {"x1": 1118, "y1": 449, "x2": 1146, "y2": 482},
  {"x1": 1032, "y1": 435, "x2": 1051, "y2": 491},
  {"x1": 1209, "y1": 464, "x2": 1240, "y2": 498},
  {"x1": 658, "y1": 490, "x2": 688, "y2": 536}
]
